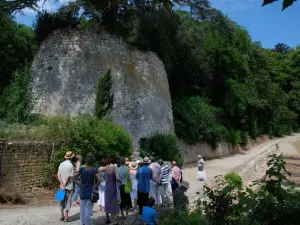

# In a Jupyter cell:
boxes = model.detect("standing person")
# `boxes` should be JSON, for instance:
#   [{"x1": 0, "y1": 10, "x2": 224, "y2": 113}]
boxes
[
  {"x1": 119, "y1": 156, "x2": 132, "y2": 218},
  {"x1": 158, "y1": 159, "x2": 170, "y2": 205},
  {"x1": 57, "y1": 151, "x2": 75, "y2": 222},
  {"x1": 98, "y1": 159, "x2": 107, "y2": 211},
  {"x1": 149, "y1": 160, "x2": 162, "y2": 206},
  {"x1": 101, "y1": 158, "x2": 120, "y2": 224},
  {"x1": 73, "y1": 154, "x2": 83, "y2": 206},
  {"x1": 129, "y1": 161, "x2": 138, "y2": 211},
  {"x1": 136, "y1": 157, "x2": 152, "y2": 215},
  {"x1": 171, "y1": 160, "x2": 181, "y2": 192},
  {"x1": 197, "y1": 155, "x2": 206, "y2": 181},
  {"x1": 74, "y1": 154, "x2": 100, "y2": 225}
]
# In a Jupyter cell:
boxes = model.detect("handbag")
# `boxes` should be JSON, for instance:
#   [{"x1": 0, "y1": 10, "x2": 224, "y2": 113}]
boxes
[
  {"x1": 55, "y1": 189, "x2": 66, "y2": 201},
  {"x1": 91, "y1": 172, "x2": 99, "y2": 203},
  {"x1": 124, "y1": 169, "x2": 132, "y2": 193},
  {"x1": 91, "y1": 188, "x2": 99, "y2": 203}
]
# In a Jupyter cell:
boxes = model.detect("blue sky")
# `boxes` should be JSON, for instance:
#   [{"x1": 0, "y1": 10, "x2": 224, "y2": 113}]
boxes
[{"x1": 14, "y1": 0, "x2": 300, "y2": 49}]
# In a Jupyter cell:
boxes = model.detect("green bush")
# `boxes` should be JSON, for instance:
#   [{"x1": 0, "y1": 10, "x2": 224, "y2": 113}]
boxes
[
  {"x1": 0, "y1": 115, "x2": 132, "y2": 170},
  {"x1": 240, "y1": 131, "x2": 249, "y2": 146},
  {"x1": 34, "y1": 4, "x2": 81, "y2": 44},
  {"x1": 224, "y1": 171, "x2": 243, "y2": 190},
  {"x1": 140, "y1": 133, "x2": 183, "y2": 165},
  {"x1": 173, "y1": 96, "x2": 226, "y2": 148},
  {"x1": 1, "y1": 65, "x2": 33, "y2": 124},
  {"x1": 160, "y1": 208, "x2": 207, "y2": 225},
  {"x1": 227, "y1": 129, "x2": 241, "y2": 147}
]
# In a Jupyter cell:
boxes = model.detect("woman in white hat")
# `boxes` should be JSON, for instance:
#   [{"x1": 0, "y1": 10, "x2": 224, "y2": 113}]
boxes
[
  {"x1": 129, "y1": 161, "x2": 139, "y2": 210},
  {"x1": 197, "y1": 155, "x2": 206, "y2": 181}
]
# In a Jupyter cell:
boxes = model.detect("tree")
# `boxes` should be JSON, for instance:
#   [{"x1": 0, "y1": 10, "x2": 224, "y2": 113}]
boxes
[
  {"x1": 0, "y1": 15, "x2": 37, "y2": 94},
  {"x1": 262, "y1": 0, "x2": 297, "y2": 10},
  {"x1": 274, "y1": 42, "x2": 291, "y2": 54}
]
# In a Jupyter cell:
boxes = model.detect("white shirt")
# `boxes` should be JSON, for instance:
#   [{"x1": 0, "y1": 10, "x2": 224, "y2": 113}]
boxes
[{"x1": 58, "y1": 160, "x2": 74, "y2": 190}]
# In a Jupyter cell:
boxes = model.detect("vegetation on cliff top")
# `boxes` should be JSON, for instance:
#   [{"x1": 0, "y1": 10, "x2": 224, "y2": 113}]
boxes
[{"x1": 1, "y1": 1, "x2": 300, "y2": 149}]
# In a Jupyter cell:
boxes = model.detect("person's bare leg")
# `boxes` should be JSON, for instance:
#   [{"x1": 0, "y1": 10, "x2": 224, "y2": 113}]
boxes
[
  {"x1": 60, "y1": 209, "x2": 64, "y2": 220},
  {"x1": 64, "y1": 210, "x2": 69, "y2": 220}
]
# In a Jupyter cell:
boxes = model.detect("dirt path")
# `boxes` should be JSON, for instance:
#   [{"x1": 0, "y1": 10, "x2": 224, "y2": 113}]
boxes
[{"x1": 1, "y1": 134, "x2": 300, "y2": 225}]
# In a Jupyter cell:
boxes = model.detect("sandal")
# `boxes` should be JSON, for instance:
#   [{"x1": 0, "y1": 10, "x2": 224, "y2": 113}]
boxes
[
  {"x1": 64, "y1": 218, "x2": 70, "y2": 222},
  {"x1": 59, "y1": 217, "x2": 64, "y2": 221}
]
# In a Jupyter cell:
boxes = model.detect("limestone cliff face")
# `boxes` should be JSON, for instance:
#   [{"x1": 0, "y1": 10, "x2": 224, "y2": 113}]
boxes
[{"x1": 31, "y1": 29, "x2": 174, "y2": 153}]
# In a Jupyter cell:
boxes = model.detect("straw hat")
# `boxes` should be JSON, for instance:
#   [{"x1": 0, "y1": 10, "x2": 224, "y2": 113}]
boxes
[
  {"x1": 125, "y1": 158, "x2": 130, "y2": 165},
  {"x1": 64, "y1": 151, "x2": 75, "y2": 159},
  {"x1": 129, "y1": 161, "x2": 138, "y2": 170},
  {"x1": 180, "y1": 181, "x2": 190, "y2": 189},
  {"x1": 143, "y1": 156, "x2": 150, "y2": 163}
]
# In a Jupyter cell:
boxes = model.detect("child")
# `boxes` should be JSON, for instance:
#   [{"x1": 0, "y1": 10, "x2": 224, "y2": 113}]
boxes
[{"x1": 141, "y1": 197, "x2": 159, "y2": 225}]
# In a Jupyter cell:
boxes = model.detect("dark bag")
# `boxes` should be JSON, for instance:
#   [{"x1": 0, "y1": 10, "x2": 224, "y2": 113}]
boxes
[
  {"x1": 90, "y1": 173, "x2": 99, "y2": 203},
  {"x1": 91, "y1": 188, "x2": 99, "y2": 203}
]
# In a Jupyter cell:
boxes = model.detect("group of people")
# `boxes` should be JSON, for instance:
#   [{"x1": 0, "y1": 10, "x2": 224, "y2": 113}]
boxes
[{"x1": 56, "y1": 151, "x2": 200, "y2": 225}]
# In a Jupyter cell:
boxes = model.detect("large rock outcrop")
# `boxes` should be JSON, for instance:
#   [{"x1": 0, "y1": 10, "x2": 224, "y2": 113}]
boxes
[{"x1": 31, "y1": 29, "x2": 174, "y2": 153}]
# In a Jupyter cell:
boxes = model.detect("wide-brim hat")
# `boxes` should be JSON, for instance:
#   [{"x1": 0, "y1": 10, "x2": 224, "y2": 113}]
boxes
[
  {"x1": 197, "y1": 154, "x2": 202, "y2": 158},
  {"x1": 143, "y1": 156, "x2": 150, "y2": 163},
  {"x1": 129, "y1": 161, "x2": 138, "y2": 170},
  {"x1": 64, "y1": 151, "x2": 75, "y2": 159},
  {"x1": 180, "y1": 181, "x2": 190, "y2": 189}
]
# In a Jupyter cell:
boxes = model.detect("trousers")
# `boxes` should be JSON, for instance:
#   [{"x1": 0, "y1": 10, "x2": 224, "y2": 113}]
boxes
[
  {"x1": 80, "y1": 199, "x2": 94, "y2": 225},
  {"x1": 137, "y1": 192, "x2": 149, "y2": 215}
]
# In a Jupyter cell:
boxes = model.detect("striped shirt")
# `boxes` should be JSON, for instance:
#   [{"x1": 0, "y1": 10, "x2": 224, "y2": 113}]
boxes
[{"x1": 161, "y1": 165, "x2": 169, "y2": 184}]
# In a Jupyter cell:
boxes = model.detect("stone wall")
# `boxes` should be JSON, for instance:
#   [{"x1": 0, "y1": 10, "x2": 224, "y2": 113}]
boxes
[
  {"x1": 2, "y1": 141, "x2": 52, "y2": 191},
  {"x1": 180, "y1": 141, "x2": 235, "y2": 164},
  {"x1": 31, "y1": 29, "x2": 174, "y2": 153}
]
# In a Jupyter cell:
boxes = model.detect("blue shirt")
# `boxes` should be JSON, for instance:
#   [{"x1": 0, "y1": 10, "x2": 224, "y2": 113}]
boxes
[
  {"x1": 136, "y1": 164, "x2": 152, "y2": 193},
  {"x1": 119, "y1": 165, "x2": 128, "y2": 185},
  {"x1": 79, "y1": 167, "x2": 98, "y2": 200},
  {"x1": 142, "y1": 206, "x2": 157, "y2": 225}
]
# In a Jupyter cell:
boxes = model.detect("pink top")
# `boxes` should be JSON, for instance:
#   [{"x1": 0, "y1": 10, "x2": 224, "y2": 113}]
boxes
[
  {"x1": 149, "y1": 162, "x2": 162, "y2": 183},
  {"x1": 172, "y1": 165, "x2": 181, "y2": 182}
]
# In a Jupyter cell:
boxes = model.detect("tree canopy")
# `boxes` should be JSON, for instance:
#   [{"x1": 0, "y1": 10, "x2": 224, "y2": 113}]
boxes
[{"x1": 0, "y1": 0, "x2": 299, "y2": 148}]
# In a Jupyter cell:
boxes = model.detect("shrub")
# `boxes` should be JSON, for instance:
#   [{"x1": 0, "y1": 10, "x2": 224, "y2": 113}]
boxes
[
  {"x1": 240, "y1": 131, "x2": 249, "y2": 146},
  {"x1": 34, "y1": 4, "x2": 81, "y2": 44},
  {"x1": 95, "y1": 69, "x2": 114, "y2": 119},
  {"x1": 227, "y1": 129, "x2": 241, "y2": 147},
  {"x1": 0, "y1": 115, "x2": 132, "y2": 170},
  {"x1": 140, "y1": 133, "x2": 183, "y2": 165},
  {"x1": 224, "y1": 171, "x2": 243, "y2": 190},
  {"x1": 1, "y1": 65, "x2": 33, "y2": 124},
  {"x1": 173, "y1": 96, "x2": 226, "y2": 148}
]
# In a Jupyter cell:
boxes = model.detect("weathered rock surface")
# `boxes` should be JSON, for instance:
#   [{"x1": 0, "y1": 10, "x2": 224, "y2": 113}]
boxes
[{"x1": 31, "y1": 29, "x2": 174, "y2": 152}]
